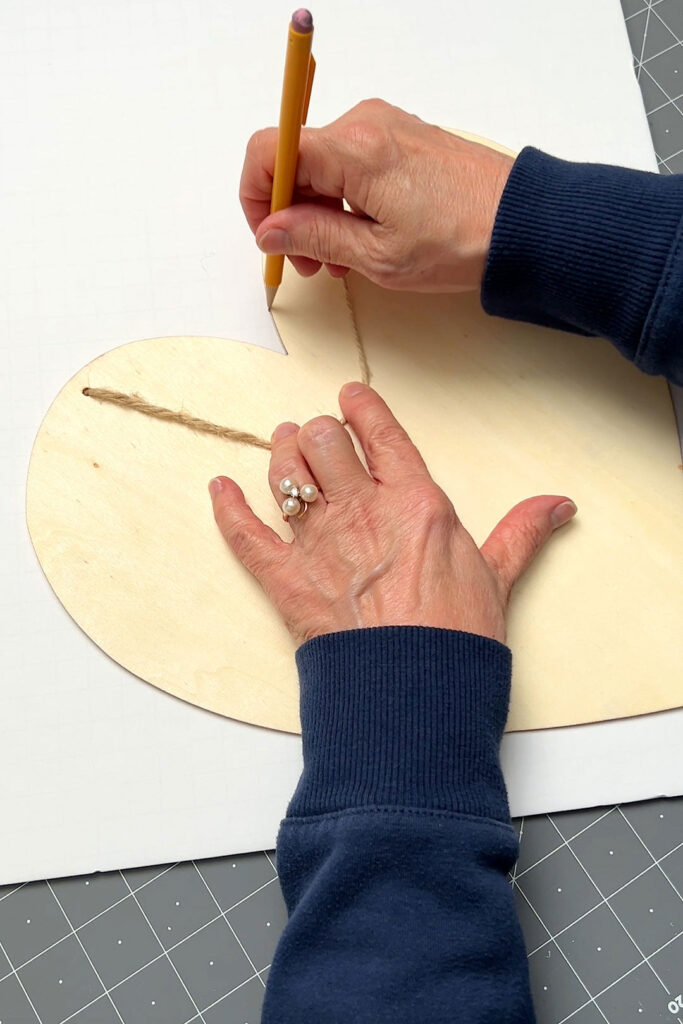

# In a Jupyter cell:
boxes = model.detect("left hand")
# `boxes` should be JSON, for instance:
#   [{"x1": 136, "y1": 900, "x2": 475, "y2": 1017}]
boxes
[{"x1": 209, "y1": 383, "x2": 576, "y2": 646}]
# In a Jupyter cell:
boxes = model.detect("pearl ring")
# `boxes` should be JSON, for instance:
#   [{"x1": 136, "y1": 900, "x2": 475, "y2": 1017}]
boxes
[{"x1": 279, "y1": 477, "x2": 320, "y2": 521}]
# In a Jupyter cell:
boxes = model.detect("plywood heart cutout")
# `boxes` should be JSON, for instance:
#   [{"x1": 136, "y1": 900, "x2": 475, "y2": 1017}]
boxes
[{"x1": 27, "y1": 138, "x2": 683, "y2": 735}]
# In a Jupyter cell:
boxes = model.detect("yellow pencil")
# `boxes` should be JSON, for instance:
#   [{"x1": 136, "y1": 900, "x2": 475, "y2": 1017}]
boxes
[{"x1": 265, "y1": 9, "x2": 316, "y2": 310}]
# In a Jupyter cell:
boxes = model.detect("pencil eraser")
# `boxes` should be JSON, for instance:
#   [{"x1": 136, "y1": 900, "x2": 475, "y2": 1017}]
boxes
[{"x1": 292, "y1": 8, "x2": 313, "y2": 33}]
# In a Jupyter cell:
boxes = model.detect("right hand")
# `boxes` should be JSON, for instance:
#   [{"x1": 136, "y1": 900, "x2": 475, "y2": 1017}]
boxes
[{"x1": 240, "y1": 99, "x2": 513, "y2": 292}]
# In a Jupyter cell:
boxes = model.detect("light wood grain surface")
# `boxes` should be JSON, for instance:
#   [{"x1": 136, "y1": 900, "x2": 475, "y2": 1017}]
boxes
[{"x1": 26, "y1": 215, "x2": 683, "y2": 735}]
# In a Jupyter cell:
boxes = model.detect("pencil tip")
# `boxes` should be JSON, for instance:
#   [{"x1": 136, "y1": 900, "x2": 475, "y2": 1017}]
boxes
[{"x1": 266, "y1": 285, "x2": 278, "y2": 311}]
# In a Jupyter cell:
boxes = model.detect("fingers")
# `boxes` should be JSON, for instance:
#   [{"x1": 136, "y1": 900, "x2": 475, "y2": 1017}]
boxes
[
  {"x1": 339, "y1": 383, "x2": 429, "y2": 483},
  {"x1": 240, "y1": 103, "x2": 399, "y2": 233},
  {"x1": 297, "y1": 415, "x2": 372, "y2": 502},
  {"x1": 209, "y1": 476, "x2": 289, "y2": 582},
  {"x1": 324, "y1": 262, "x2": 350, "y2": 278},
  {"x1": 268, "y1": 423, "x2": 326, "y2": 529},
  {"x1": 240, "y1": 127, "x2": 346, "y2": 236},
  {"x1": 256, "y1": 203, "x2": 379, "y2": 278},
  {"x1": 241, "y1": 126, "x2": 360, "y2": 277},
  {"x1": 267, "y1": 423, "x2": 307, "y2": 501},
  {"x1": 288, "y1": 255, "x2": 323, "y2": 277},
  {"x1": 277, "y1": 196, "x2": 348, "y2": 278},
  {"x1": 269, "y1": 254, "x2": 349, "y2": 280},
  {"x1": 480, "y1": 495, "x2": 577, "y2": 600},
  {"x1": 239, "y1": 127, "x2": 279, "y2": 235}
]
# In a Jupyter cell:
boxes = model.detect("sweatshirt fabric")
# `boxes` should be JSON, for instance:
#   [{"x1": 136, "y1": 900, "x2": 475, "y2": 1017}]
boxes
[{"x1": 261, "y1": 151, "x2": 682, "y2": 1023}]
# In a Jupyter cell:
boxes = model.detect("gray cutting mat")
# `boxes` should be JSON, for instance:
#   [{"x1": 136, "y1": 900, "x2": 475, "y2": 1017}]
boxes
[{"x1": 1, "y1": 1, "x2": 682, "y2": 1021}]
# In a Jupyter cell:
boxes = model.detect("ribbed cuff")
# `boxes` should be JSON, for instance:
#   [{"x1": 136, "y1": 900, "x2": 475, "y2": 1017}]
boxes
[
  {"x1": 287, "y1": 626, "x2": 512, "y2": 824},
  {"x1": 640, "y1": 214, "x2": 683, "y2": 384},
  {"x1": 482, "y1": 147, "x2": 683, "y2": 375}
]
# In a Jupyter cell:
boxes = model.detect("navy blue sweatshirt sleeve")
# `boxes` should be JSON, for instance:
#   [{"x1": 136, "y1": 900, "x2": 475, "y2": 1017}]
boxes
[
  {"x1": 261, "y1": 627, "x2": 535, "y2": 1024},
  {"x1": 481, "y1": 147, "x2": 683, "y2": 385}
]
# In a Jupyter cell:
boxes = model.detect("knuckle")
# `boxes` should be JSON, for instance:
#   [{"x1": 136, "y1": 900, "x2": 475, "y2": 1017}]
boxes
[
  {"x1": 498, "y1": 516, "x2": 543, "y2": 560},
  {"x1": 368, "y1": 419, "x2": 408, "y2": 454},
  {"x1": 516, "y1": 518, "x2": 545, "y2": 552},
  {"x1": 364, "y1": 229, "x2": 405, "y2": 286},
  {"x1": 349, "y1": 122, "x2": 389, "y2": 162},
  {"x1": 227, "y1": 524, "x2": 276, "y2": 579},
  {"x1": 248, "y1": 127, "x2": 274, "y2": 154},
  {"x1": 305, "y1": 217, "x2": 332, "y2": 263},
  {"x1": 355, "y1": 97, "x2": 392, "y2": 118},
  {"x1": 299, "y1": 415, "x2": 341, "y2": 445},
  {"x1": 271, "y1": 464, "x2": 298, "y2": 492},
  {"x1": 341, "y1": 115, "x2": 391, "y2": 165},
  {"x1": 223, "y1": 518, "x2": 253, "y2": 562},
  {"x1": 411, "y1": 485, "x2": 453, "y2": 525}
]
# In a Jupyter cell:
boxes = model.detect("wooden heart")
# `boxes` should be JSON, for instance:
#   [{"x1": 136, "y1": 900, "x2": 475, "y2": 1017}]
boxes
[{"x1": 26, "y1": 164, "x2": 683, "y2": 735}]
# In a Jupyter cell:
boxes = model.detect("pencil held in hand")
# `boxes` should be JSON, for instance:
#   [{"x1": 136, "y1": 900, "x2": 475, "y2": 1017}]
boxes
[{"x1": 265, "y1": 9, "x2": 315, "y2": 309}]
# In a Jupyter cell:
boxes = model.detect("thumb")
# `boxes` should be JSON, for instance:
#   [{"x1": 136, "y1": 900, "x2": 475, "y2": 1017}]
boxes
[
  {"x1": 256, "y1": 203, "x2": 378, "y2": 276},
  {"x1": 480, "y1": 495, "x2": 577, "y2": 601}
]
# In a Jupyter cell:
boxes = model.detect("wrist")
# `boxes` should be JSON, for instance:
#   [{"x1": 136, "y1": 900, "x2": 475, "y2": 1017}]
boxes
[
  {"x1": 481, "y1": 146, "x2": 683, "y2": 358},
  {"x1": 287, "y1": 625, "x2": 512, "y2": 823},
  {"x1": 441, "y1": 135, "x2": 514, "y2": 291},
  {"x1": 479, "y1": 156, "x2": 514, "y2": 282}
]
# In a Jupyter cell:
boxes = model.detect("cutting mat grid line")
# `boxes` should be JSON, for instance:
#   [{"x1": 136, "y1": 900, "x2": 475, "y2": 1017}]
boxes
[
  {"x1": 523, "y1": 838, "x2": 683, "y2": 953},
  {"x1": 516, "y1": 801, "x2": 683, "y2": 1023},
  {"x1": 1, "y1": 2, "x2": 681, "y2": 1023},
  {"x1": 1, "y1": 802, "x2": 681, "y2": 1024},
  {"x1": 0, "y1": 870, "x2": 283, "y2": 984}
]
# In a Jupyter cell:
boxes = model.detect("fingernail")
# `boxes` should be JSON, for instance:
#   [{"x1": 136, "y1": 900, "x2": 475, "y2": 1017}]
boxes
[
  {"x1": 271, "y1": 422, "x2": 299, "y2": 442},
  {"x1": 342, "y1": 381, "x2": 366, "y2": 399},
  {"x1": 208, "y1": 477, "x2": 225, "y2": 499},
  {"x1": 257, "y1": 229, "x2": 291, "y2": 254},
  {"x1": 551, "y1": 500, "x2": 577, "y2": 528}
]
